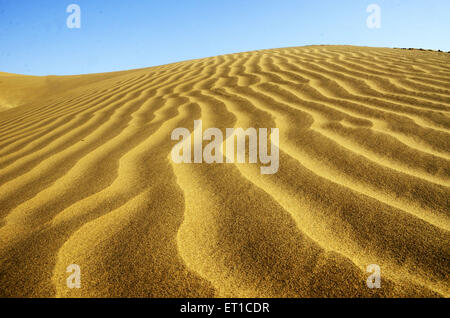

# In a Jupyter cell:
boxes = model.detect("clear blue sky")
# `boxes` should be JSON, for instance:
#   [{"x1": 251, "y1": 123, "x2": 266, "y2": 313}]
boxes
[{"x1": 0, "y1": 0, "x2": 449, "y2": 76}]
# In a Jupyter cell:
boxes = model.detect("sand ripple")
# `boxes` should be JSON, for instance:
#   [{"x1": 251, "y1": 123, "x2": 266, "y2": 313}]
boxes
[{"x1": 0, "y1": 46, "x2": 449, "y2": 297}]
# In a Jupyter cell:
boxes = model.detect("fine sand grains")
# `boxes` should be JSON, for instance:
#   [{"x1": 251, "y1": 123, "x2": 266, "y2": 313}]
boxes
[{"x1": 0, "y1": 46, "x2": 449, "y2": 297}]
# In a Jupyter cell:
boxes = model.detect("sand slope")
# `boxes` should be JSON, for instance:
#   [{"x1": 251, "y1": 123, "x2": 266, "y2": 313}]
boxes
[{"x1": 0, "y1": 46, "x2": 449, "y2": 298}]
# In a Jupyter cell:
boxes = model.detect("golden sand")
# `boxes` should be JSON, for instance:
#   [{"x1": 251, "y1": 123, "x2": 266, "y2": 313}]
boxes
[{"x1": 0, "y1": 46, "x2": 449, "y2": 297}]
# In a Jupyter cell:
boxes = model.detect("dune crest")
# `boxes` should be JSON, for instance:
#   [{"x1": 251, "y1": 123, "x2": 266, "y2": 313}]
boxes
[{"x1": 0, "y1": 46, "x2": 449, "y2": 297}]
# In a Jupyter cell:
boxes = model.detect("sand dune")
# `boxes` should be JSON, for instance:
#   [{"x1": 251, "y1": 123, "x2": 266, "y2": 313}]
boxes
[{"x1": 0, "y1": 46, "x2": 449, "y2": 297}]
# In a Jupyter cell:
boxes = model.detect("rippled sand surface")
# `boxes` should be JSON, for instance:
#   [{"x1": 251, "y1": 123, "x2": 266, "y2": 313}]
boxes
[{"x1": 0, "y1": 46, "x2": 449, "y2": 297}]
